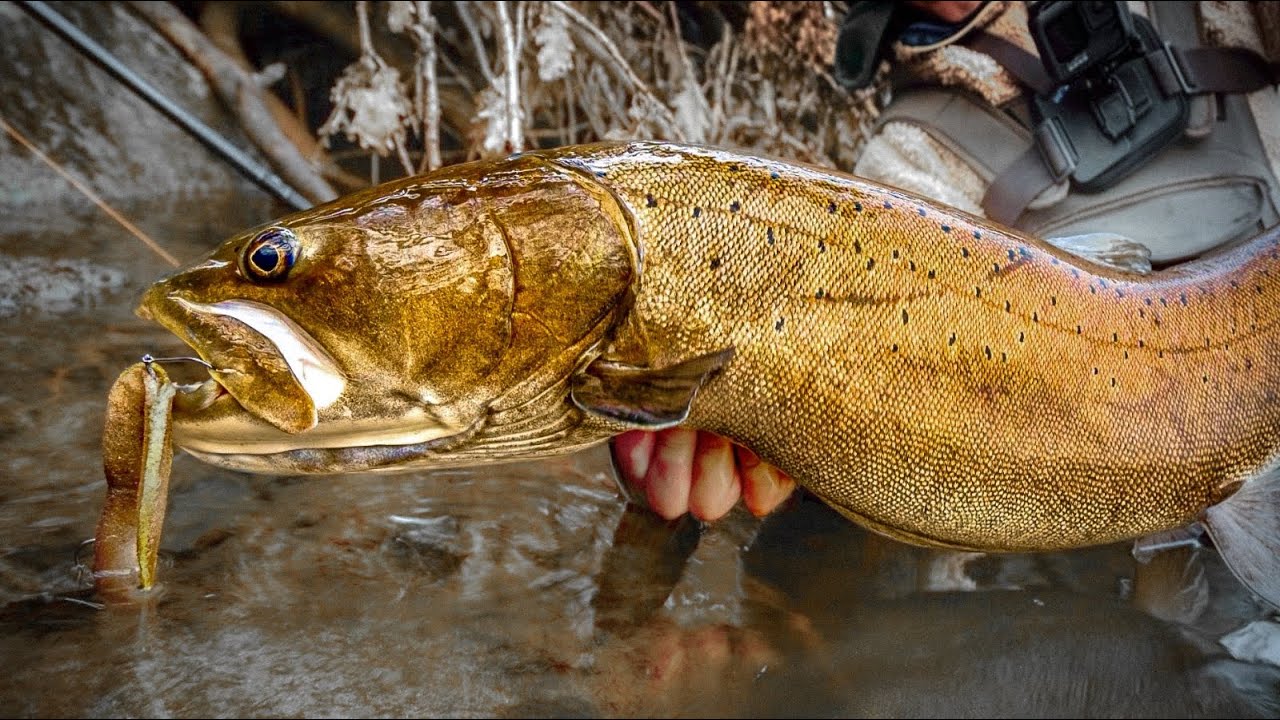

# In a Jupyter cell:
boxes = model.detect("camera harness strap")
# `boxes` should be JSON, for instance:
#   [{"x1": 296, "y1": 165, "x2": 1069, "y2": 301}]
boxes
[{"x1": 972, "y1": 30, "x2": 1280, "y2": 226}]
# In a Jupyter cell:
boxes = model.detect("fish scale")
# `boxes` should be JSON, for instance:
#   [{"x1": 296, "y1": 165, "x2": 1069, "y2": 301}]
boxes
[{"x1": 543, "y1": 142, "x2": 1280, "y2": 552}]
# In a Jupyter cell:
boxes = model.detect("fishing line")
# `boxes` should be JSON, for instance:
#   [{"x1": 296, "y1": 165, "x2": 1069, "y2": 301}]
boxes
[{"x1": 0, "y1": 113, "x2": 181, "y2": 268}]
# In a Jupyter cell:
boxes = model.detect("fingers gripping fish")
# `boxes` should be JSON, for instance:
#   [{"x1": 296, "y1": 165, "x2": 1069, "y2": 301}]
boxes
[{"x1": 103, "y1": 142, "x2": 1280, "y2": 607}]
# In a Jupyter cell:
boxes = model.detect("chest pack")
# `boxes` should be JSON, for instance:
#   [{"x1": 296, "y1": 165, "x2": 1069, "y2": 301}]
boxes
[{"x1": 871, "y1": 1, "x2": 1280, "y2": 262}]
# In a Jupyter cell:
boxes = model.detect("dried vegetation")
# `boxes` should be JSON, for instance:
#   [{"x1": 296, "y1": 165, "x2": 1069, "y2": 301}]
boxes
[{"x1": 141, "y1": 1, "x2": 882, "y2": 199}]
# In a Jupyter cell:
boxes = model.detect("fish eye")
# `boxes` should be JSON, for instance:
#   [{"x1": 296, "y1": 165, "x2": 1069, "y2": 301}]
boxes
[{"x1": 241, "y1": 227, "x2": 298, "y2": 282}]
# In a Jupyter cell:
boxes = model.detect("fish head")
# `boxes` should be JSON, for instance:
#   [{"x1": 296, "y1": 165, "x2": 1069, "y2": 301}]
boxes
[{"x1": 140, "y1": 155, "x2": 638, "y2": 474}]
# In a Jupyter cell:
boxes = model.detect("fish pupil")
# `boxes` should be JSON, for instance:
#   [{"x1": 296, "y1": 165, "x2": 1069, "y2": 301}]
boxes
[{"x1": 252, "y1": 244, "x2": 279, "y2": 272}]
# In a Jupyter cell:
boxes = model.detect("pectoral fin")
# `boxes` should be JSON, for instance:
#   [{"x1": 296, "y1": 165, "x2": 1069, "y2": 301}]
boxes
[
  {"x1": 1045, "y1": 232, "x2": 1152, "y2": 274},
  {"x1": 1202, "y1": 468, "x2": 1280, "y2": 610},
  {"x1": 571, "y1": 348, "x2": 735, "y2": 429}
]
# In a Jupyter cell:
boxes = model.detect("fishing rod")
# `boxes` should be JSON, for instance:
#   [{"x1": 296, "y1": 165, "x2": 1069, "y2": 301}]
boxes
[{"x1": 16, "y1": 0, "x2": 313, "y2": 211}]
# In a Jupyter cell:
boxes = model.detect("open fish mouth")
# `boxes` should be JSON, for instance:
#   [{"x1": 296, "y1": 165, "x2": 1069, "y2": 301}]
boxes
[{"x1": 138, "y1": 292, "x2": 348, "y2": 438}]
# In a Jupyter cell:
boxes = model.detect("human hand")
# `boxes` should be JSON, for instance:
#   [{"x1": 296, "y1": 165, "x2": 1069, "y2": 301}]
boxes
[{"x1": 610, "y1": 429, "x2": 797, "y2": 522}]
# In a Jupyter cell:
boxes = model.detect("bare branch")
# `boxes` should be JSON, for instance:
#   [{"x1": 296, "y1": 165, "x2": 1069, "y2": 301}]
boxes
[
  {"x1": 457, "y1": 1, "x2": 498, "y2": 86},
  {"x1": 128, "y1": 1, "x2": 337, "y2": 203},
  {"x1": 413, "y1": 1, "x2": 442, "y2": 172},
  {"x1": 547, "y1": 0, "x2": 680, "y2": 138},
  {"x1": 496, "y1": 1, "x2": 523, "y2": 153}
]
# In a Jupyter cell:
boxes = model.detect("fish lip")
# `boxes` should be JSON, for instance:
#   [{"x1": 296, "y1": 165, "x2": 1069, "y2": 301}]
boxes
[
  {"x1": 183, "y1": 421, "x2": 483, "y2": 475},
  {"x1": 138, "y1": 290, "x2": 346, "y2": 434}
]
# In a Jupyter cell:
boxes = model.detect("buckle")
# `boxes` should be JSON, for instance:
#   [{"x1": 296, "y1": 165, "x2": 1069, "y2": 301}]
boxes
[
  {"x1": 1032, "y1": 116, "x2": 1078, "y2": 182},
  {"x1": 1155, "y1": 43, "x2": 1194, "y2": 95}
]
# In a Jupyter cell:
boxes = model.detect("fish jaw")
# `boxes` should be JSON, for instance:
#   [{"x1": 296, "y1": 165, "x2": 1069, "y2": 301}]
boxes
[
  {"x1": 138, "y1": 286, "x2": 341, "y2": 434},
  {"x1": 136, "y1": 286, "x2": 486, "y2": 467}
]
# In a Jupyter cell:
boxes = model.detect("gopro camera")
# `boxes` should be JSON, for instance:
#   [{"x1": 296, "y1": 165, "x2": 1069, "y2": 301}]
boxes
[
  {"x1": 1029, "y1": 1, "x2": 1137, "y2": 86},
  {"x1": 1025, "y1": 0, "x2": 1189, "y2": 191}
]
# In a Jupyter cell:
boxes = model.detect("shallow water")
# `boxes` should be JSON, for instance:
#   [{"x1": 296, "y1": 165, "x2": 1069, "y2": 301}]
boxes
[{"x1": 2, "y1": 10, "x2": 1278, "y2": 710}]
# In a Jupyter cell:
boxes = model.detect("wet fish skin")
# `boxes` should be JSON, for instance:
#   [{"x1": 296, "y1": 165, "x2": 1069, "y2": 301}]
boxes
[
  {"x1": 545, "y1": 143, "x2": 1278, "y2": 555},
  {"x1": 140, "y1": 142, "x2": 1280, "y2": 604}
]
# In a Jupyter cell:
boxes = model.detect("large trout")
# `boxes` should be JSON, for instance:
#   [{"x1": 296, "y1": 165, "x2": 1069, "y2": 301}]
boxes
[{"x1": 132, "y1": 142, "x2": 1280, "y2": 606}]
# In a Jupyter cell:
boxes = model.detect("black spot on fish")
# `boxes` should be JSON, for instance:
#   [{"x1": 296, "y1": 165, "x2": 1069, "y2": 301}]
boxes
[
  {"x1": 1018, "y1": 331, "x2": 1024, "y2": 343},
  {"x1": 867, "y1": 258, "x2": 876, "y2": 270},
  {"x1": 767, "y1": 227, "x2": 775, "y2": 245},
  {"x1": 818, "y1": 239, "x2": 827, "y2": 253},
  {"x1": 1205, "y1": 337, "x2": 1211, "y2": 349},
  {"x1": 1116, "y1": 289, "x2": 1125, "y2": 299},
  {"x1": 1257, "y1": 285, "x2": 1266, "y2": 294},
  {"x1": 1159, "y1": 350, "x2": 1165, "y2": 358},
  {"x1": 1007, "y1": 249, "x2": 1016, "y2": 261},
  {"x1": 984, "y1": 346, "x2": 992, "y2": 360},
  {"x1": 1145, "y1": 297, "x2": 1152, "y2": 306},
  {"x1": 854, "y1": 240, "x2": 862, "y2": 254},
  {"x1": 909, "y1": 260, "x2": 916, "y2": 272},
  {"x1": 770, "y1": 170, "x2": 780, "y2": 180},
  {"x1": 816, "y1": 288, "x2": 825, "y2": 299},
  {"x1": 1160, "y1": 297, "x2": 1168, "y2": 307},
  {"x1": 1113, "y1": 332, "x2": 1119, "y2": 342},
  {"x1": 729, "y1": 163, "x2": 741, "y2": 172},
  {"x1": 941, "y1": 225, "x2": 952, "y2": 233},
  {"x1": 1093, "y1": 367, "x2": 1099, "y2": 375},
  {"x1": 1051, "y1": 296, "x2": 1057, "y2": 306},
  {"x1": 1139, "y1": 308, "x2": 1146, "y2": 319},
  {"x1": 918, "y1": 207, "x2": 927, "y2": 217},
  {"x1": 1123, "y1": 350, "x2": 1129, "y2": 359},
  {"x1": 1001, "y1": 352, "x2": 1007, "y2": 362},
  {"x1": 730, "y1": 200, "x2": 741, "y2": 213},
  {"x1": 902, "y1": 308, "x2": 909, "y2": 325},
  {"x1": 948, "y1": 333, "x2": 957, "y2": 346},
  {"x1": 1090, "y1": 285, "x2": 1097, "y2": 294},
  {"x1": 645, "y1": 194, "x2": 657, "y2": 208},
  {"x1": 1111, "y1": 378, "x2": 1117, "y2": 387},
  {"x1": 973, "y1": 230, "x2": 982, "y2": 239},
  {"x1": 1180, "y1": 293, "x2": 1188, "y2": 306},
  {"x1": 595, "y1": 170, "x2": 607, "y2": 177},
  {"x1": 710, "y1": 257, "x2": 722, "y2": 270},
  {"x1": 1076, "y1": 325, "x2": 1082, "y2": 334},
  {"x1": 891, "y1": 343, "x2": 898, "y2": 353},
  {"x1": 927, "y1": 269, "x2": 936, "y2": 279},
  {"x1": 1203, "y1": 375, "x2": 1209, "y2": 384},
  {"x1": 1246, "y1": 358, "x2": 1253, "y2": 370},
  {"x1": 1138, "y1": 339, "x2": 1145, "y2": 348},
  {"x1": 693, "y1": 207, "x2": 702, "y2": 218},
  {"x1": 854, "y1": 201, "x2": 863, "y2": 212},
  {"x1": 961, "y1": 247, "x2": 970, "y2": 258},
  {"x1": 775, "y1": 317, "x2": 785, "y2": 331},
  {"x1": 1032, "y1": 312, "x2": 1039, "y2": 323},
  {"x1": 992, "y1": 263, "x2": 1000, "y2": 273},
  {"x1": 828, "y1": 201, "x2": 837, "y2": 214},
  {"x1": 892, "y1": 249, "x2": 900, "y2": 259},
  {"x1": 1005, "y1": 300, "x2": 1011, "y2": 313},
  {"x1": 975, "y1": 287, "x2": 982, "y2": 298}
]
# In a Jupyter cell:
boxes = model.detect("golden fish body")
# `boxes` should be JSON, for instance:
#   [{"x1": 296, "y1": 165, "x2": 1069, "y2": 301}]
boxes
[{"x1": 141, "y1": 142, "x2": 1280, "y2": 603}]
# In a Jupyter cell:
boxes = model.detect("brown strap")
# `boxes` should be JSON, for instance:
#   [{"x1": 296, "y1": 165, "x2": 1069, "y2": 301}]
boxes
[
  {"x1": 982, "y1": 142, "x2": 1062, "y2": 226},
  {"x1": 966, "y1": 31, "x2": 1055, "y2": 97},
  {"x1": 1147, "y1": 45, "x2": 1280, "y2": 96}
]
